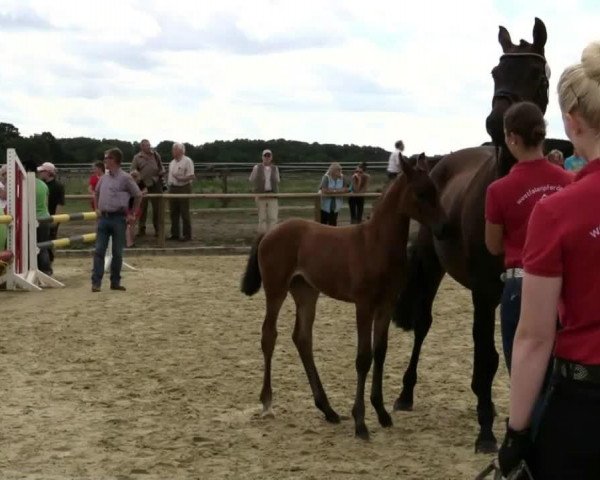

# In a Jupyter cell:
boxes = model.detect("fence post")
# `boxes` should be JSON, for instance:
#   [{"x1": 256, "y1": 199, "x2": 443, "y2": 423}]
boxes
[
  {"x1": 157, "y1": 195, "x2": 166, "y2": 247},
  {"x1": 221, "y1": 171, "x2": 229, "y2": 207},
  {"x1": 314, "y1": 196, "x2": 321, "y2": 222}
]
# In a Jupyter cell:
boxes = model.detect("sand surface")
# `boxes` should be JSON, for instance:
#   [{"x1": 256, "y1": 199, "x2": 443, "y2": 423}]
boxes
[{"x1": 1, "y1": 256, "x2": 508, "y2": 479}]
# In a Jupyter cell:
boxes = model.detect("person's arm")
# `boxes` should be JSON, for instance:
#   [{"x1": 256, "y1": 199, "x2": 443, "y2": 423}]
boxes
[
  {"x1": 485, "y1": 221, "x2": 504, "y2": 255},
  {"x1": 127, "y1": 177, "x2": 143, "y2": 218},
  {"x1": 94, "y1": 177, "x2": 102, "y2": 211},
  {"x1": 484, "y1": 183, "x2": 504, "y2": 255},
  {"x1": 275, "y1": 166, "x2": 280, "y2": 183},
  {"x1": 508, "y1": 274, "x2": 560, "y2": 430},
  {"x1": 249, "y1": 165, "x2": 258, "y2": 182},
  {"x1": 320, "y1": 175, "x2": 333, "y2": 194},
  {"x1": 179, "y1": 158, "x2": 195, "y2": 182}
]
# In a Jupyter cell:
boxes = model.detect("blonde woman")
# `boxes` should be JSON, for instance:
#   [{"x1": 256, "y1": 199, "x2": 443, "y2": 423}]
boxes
[
  {"x1": 498, "y1": 41, "x2": 600, "y2": 479},
  {"x1": 319, "y1": 162, "x2": 349, "y2": 226}
]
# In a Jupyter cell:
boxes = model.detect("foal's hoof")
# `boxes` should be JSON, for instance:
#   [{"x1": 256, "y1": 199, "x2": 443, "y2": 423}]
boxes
[
  {"x1": 378, "y1": 410, "x2": 393, "y2": 428},
  {"x1": 325, "y1": 410, "x2": 341, "y2": 424},
  {"x1": 355, "y1": 424, "x2": 370, "y2": 441},
  {"x1": 260, "y1": 407, "x2": 275, "y2": 419},
  {"x1": 393, "y1": 397, "x2": 413, "y2": 411},
  {"x1": 475, "y1": 436, "x2": 498, "y2": 454}
]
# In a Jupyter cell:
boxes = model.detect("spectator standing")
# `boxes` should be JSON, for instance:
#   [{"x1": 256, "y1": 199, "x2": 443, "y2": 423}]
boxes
[
  {"x1": 37, "y1": 162, "x2": 65, "y2": 269},
  {"x1": 92, "y1": 148, "x2": 142, "y2": 292},
  {"x1": 249, "y1": 149, "x2": 280, "y2": 234},
  {"x1": 564, "y1": 148, "x2": 586, "y2": 172},
  {"x1": 167, "y1": 142, "x2": 195, "y2": 241},
  {"x1": 126, "y1": 170, "x2": 147, "y2": 247},
  {"x1": 546, "y1": 149, "x2": 565, "y2": 168},
  {"x1": 0, "y1": 165, "x2": 7, "y2": 250},
  {"x1": 23, "y1": 158, "x2": 51, "y2": 275},
  {"x1": 131, "y1": 139, "x2": 165, "y2": 237},
  {"x1": 88, "y1": 161, "x2": 105, "y2": 211},
  {"x1": 320, "y1": 162, "x2": 349, "y2": 226},
  {"x1": 349, "y1": 162, "x2": 370, "y2": 224},
  {"x1": 387, "y1": 140, "x2": 405, "y2": 180}
]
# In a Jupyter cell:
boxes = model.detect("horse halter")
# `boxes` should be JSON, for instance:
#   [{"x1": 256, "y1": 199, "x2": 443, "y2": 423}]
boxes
[{"x1": 492, "y1": 52, "x2": 550, "y2": 108}]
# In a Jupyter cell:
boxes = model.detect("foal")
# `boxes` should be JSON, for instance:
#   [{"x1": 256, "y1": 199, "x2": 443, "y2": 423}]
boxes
[{"x1": 241, "y1": 156, "x2": 445, "y2": 440}]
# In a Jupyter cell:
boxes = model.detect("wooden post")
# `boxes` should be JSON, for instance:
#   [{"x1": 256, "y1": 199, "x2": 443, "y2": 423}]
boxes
[
  {"x1": 221, "y1": 171, "x2": 229, "y2": 207},
  {"x1": 157, "y1": 195, "x2": 166, "y2": 247},
  {"x1": 314, "y1": 196, "x2": 321, "y2": 222}
]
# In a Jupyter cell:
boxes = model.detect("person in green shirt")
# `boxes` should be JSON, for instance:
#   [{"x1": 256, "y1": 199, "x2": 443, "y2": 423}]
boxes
[{"x1": 24, "y1": 158, "x2": 52, "y2": 275}]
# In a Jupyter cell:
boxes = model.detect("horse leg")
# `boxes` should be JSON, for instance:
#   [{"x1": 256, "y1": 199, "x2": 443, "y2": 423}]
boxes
[
  {"x1": 370, "y1": 309, "x2": 393, "y2": 428},
  {"x1": 290, "y1": 277, "x2": 340, "y2": 424},
  {"x1": 259, "y1": 291, "x2": 287, "y2": 417},
  {"x1": 471, "y1": 287, "x2": 500, "y2": 453},
  {"x1": 352, "y1": 303, "x2": 374, "y2": 440},
  {"x1": 393, "y1": 242, "x2": 444, "y2": 411}
]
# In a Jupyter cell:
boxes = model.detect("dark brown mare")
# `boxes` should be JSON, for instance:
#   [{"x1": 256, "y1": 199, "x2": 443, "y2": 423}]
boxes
[
  {"x1": 241, "y1": 156, "x2": 446, "y2": 440},
  {"x1": 391, "y1": 18, "x2": 551, "y2": 453}
]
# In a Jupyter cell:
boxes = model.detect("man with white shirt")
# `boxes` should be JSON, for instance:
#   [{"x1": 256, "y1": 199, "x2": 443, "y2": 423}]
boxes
[
  {"x1": 249, "y1": 149, "x2": 280, "y2": 234},
  {"x1": 167, "y1": 142, "x2": 195, "y2": 241},
  {"x1": 387, "y1": 140, "x2": 405, "y2": 179}
]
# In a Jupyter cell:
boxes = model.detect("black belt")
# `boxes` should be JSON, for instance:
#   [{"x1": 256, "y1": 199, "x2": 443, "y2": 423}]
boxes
[
  {"x1": 554, "y1": 358, "x2": 600, "y2": 384},
  {"x1": 100, "y1": 211, "x2": 125, "y2": 217}
]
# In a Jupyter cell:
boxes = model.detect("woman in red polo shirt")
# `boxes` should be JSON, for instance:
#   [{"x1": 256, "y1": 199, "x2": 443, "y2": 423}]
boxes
[
  {"x1": 485, "y1": 101, "x2": 572, "y2": 372},
  {"x1": 498, "y1": 42, "x2": 600, "y2": 479}
]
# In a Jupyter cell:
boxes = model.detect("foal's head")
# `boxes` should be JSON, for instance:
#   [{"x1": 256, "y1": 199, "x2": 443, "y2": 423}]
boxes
[{"x1": 398, "y1": 154, "x2": 446, "y2": 231}]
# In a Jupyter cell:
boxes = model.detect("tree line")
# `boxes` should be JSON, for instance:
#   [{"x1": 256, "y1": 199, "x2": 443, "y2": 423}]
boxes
[{"x1": 0, "y1": 122, "x2": 392, "y2": 167}]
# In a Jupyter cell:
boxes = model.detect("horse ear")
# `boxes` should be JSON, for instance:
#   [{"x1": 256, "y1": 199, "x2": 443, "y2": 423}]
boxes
[
  {"x1": 498, "y1": 26, "x2": 514, "y2": 53},
  {"x1": 532, "y1": 17, "x2": 547, "y2": 53},
  {"x1": 416, "y1": 152, "x2": 429, "y2": 173},
  {"x1": 400, "y1": 155, "x2": 414, "y2": 180}
]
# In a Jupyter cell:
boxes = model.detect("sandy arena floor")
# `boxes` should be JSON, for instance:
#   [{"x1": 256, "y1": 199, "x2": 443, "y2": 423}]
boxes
[{"x1": 1, "y1": 256, "x2": 509, "y2": 479}]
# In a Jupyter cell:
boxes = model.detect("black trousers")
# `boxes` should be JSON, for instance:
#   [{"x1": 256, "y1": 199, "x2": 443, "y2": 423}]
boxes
[
  {"x1": 139, "y1": 182, "x2": 162, "y2": 234},
  {"x1": 36, "y1": 223, "x2": 52, "y2": 274},
  {"x1": 320, "y1": 209, "x2": 338, "y2": 226},
  {"x1": 169, "y1": 184, "x2": 192, "y2": 239},
  {"x1": 529, "y1": 377, "x2": 600, "y2": 479},
  {"x1": 349, "y1": 197, "x2": 364, "y2": 224},
  {"x1": 48, "y1": 224, "x2": 59, "y2": 263}
]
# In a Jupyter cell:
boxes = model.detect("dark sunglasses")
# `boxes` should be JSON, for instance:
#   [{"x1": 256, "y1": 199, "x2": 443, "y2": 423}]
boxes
[{"x1": 263, "y1": 153, "x2": 272, "y2": 158}]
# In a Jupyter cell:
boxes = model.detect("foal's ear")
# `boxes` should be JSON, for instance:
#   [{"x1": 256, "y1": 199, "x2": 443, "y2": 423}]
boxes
[
  {"x1": 416, "y1": 152, "x2": 429, "y2": 172},
  {"x1": 498, "y1": 25, "x2": 514, "y2": 53},
  {"x1": 400, "y1": 155, "x2": 415, "y2": 180}
]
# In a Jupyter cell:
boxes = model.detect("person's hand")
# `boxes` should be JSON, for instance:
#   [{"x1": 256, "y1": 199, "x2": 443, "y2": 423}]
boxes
[{"x1": 498, "y1": 420, "x2": 531, "y2": 477}]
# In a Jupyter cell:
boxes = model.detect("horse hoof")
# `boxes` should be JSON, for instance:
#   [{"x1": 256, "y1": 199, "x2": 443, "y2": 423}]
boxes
[
  {"x1": 260, "y1": 408, "x2": 275, "y2": 419},
  {"x1": 393, "y1": 397, "x2": 413, "y2": 411},
  {"x1": 325, "y1": 410, "x2": 341, "y2": 424},
  {"x1": 378, "y1": 411, "x2": 393, "y2": 428},
  {"x1": 355, "y1": 425, "x2": 370, "y2": 441},
  {"x1": 475, "y1": 438, "x2": 498, "y2": 454}
]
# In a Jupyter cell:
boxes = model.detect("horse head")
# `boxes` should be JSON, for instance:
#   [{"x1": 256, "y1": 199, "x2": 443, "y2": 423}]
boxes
[
  {"x1": 485, "y1": 18, "x2": 550, "y2": 150},
  {"x1": 400, "y1": 154, "x2": 447, "y2": 237}
]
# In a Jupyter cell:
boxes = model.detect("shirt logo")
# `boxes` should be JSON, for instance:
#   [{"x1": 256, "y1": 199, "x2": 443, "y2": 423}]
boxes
[
  {"x1": 516, "y1": 184, "x2": 562, "y2": 205},
  {"x1": 590, "y1": 225, "x2": 600, "y2": 239}
]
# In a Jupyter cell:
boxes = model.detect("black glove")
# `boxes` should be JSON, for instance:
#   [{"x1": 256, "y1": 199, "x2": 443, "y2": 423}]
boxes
[{"x1": 498, "y1": 420, "x2": 531, "y2": 477}]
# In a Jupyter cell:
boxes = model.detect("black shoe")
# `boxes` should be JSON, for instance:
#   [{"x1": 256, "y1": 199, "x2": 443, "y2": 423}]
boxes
[
  {"x1": 92, "y1": 285, "x2": 101, "y2": 292},
  {"x1": 110, "y1": 285, "x2": 126, "y2": 291},
  {"x1": 168, "y1": 236, "x2": 180, "y2": 241}
]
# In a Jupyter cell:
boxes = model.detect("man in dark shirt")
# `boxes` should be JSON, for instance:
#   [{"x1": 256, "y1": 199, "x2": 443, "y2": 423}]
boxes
[{"x1": 37, "y1": 162, "x2": 65, "y2": 266}]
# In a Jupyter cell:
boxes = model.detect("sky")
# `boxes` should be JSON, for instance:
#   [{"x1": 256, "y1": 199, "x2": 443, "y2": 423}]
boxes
[{"x1": 1, "y1": 0, "x2": 599, "y2": 155}]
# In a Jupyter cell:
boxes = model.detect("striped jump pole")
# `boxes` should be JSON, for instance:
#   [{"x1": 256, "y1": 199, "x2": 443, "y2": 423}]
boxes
[
  {"x1": 37, "y1": 211, "x2": 97, "y2": 224},
  {"x1": 38, "y1": 233, "x2": 97, "y2": 249}
]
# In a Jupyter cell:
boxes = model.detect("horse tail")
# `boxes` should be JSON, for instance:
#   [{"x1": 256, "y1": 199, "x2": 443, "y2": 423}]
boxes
[
  {"x1": 241, "y1": 234, "x2": 264, "y2": 296},
  {"x1": 393, "y1": 244, "x2": 424, "y2": 331}
]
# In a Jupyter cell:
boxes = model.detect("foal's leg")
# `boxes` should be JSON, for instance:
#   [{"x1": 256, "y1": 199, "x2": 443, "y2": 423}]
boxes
[
  {"x1": 370, "y1": 310, "x2": 393, "y2": 428},
  {"x1": 352, "y1": 303, "x2": 374, "y2": 440},
  {"x1": 290, "y1": 277, "x2": 340, "y2": 423},
  {"x1": 260, "y1": 291, "x2": 287, "y2": 417}
]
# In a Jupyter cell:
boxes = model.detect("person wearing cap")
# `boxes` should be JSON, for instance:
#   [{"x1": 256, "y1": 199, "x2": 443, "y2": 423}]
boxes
[
  {"x1": 249, "y1": 149, "x2": 280, "y2": 234},
  {"x1": 131, "y1": 139, "x2": 165, "y2": 237},
  {"x1": 37, "y1": 162, "x2": 65, "y2": 267}
]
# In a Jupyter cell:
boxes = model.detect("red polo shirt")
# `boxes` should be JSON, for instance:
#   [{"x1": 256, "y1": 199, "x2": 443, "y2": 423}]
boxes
[
  {"x1": 523, "y1": 158, "x2": 600, "y2": 364},
  {"x1": 485, "y1": 159, "x2": 573, "y2": 268}
]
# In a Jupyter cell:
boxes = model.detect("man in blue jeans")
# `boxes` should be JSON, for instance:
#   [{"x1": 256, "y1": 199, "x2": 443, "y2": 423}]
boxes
[{"x1": 92, "y1": 148, "x2": 142, "y2": 292}]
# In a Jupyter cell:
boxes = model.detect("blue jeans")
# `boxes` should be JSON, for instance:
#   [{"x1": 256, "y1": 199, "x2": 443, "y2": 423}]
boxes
[
  {"x1": 92, "y1": 214, "x2": 126, "y2": 287},
  {"x1": 500, "y1": 277, "x2": 522, "y2": 371}
]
